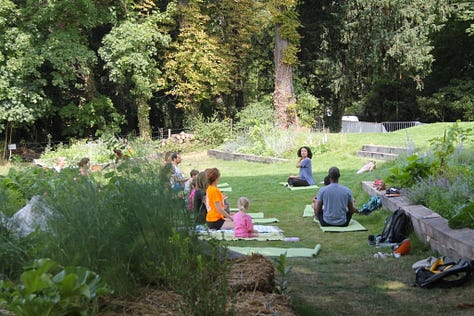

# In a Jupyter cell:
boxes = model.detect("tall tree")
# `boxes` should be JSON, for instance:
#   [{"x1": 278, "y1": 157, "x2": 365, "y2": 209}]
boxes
[
  {"x1": 299, "y1": 0, "x2": 451, "y2": 131},
  {"x1": 99, "y1": 12, "x2": 171, "y2": 140},
  {"x1": 164, "y1": 0, "x2": 234, "y2": 115},
  {"x1": 0, "y1": 0, "x2": 50, "y2": 153},
  {"x1": 269, "y1": 0, "x2": 301, "y2": 129}
]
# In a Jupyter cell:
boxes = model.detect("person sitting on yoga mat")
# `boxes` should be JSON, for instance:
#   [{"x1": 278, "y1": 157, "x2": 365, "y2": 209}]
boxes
[
  {"x1": 233, "y1": 197, "x2": 258, "y2": 238},
  {"x1": 312, "y1": 175, "x2": 330, "y2": 210},
  {"x1": 313, "y1": 167, "x2": 359, "y2": 227},
  {"x1": 205, "y1": 168, "x2": 234, "y2": 230},
  {"x1": 193, "y1": 171, "x2": 208, "y2": 224},
  {"x1": 287, "y1": 146, "x2": 315, "y2": 187}
]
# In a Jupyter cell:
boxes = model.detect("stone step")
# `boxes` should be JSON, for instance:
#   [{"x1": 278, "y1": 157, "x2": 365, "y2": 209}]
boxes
[
  {"x1": 361, "y1": 145, "x2": 408, "y2": 154},
  {"x1": 356, "y1": 150, "x2": 399, "y2": 161},
  {"x1": 361, "y1": 181, "x2": 474, "y2": 261}
]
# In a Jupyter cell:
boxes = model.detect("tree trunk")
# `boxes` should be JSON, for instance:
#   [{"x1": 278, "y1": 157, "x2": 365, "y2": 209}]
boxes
[
  {"x1": 137, "y1": 98, "x2": 152, "y2": 140},
  {"x1": 274, "y1": 25, "x2": 298, "y2": 129},
  {"x1": 324, "y1": 100, "x2": 344, "y2": 132}
]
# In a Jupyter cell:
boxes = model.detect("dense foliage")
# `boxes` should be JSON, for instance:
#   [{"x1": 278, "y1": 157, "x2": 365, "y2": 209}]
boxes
[
  {"x1": 0, "y1": 159, "x2": 231, "y2": 314},
  {"x1": 385, "y1": 122, "x2": 474, "y2": 228},
  {"x1": 0, "y1": 0, "x2": 473, "y2": 150}
]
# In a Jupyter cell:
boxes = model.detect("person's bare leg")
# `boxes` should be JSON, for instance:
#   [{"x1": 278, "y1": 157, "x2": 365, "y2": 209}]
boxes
[{"x1": 221, "y1": 219, "x2": 234, "y2": 230}]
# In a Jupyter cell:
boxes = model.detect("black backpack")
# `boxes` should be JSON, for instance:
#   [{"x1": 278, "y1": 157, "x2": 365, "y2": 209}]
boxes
[
  {"x1": 379, "y1": 208, "x2": 412, "y2": 243},
  {"x1": 414, "y1": 257, "x2": 473, "y2": 288}
]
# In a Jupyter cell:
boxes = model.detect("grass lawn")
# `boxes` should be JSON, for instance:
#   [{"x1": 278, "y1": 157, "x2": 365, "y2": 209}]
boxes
[
  {"x1": 181, "y1": 122, "x2": 474, "y2": 316},
  {"x1": 1, "y1": 122, "x2": 473, "y2": 315}
]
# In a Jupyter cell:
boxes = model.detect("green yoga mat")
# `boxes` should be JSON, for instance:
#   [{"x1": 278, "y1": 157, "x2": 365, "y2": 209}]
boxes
[
  {"x1": 279, "y1": 182, "x2": 319, "y2": 191},
  {"x1": 252, "y1": 218, "x2": 279, "y2": 224},
  {"x1": 230, "y1": 211, "x2": 265, "y2": 219},
  {"x1": 303, "y1": 204, "x2": 314, "y2": 217},
  {"x1": 219, "y1": 186, "x2": 232, "y2": 192},
  {"x1": 248, "y1": 212, "x2": 264, "y2": 219},
  {"x1": 228, "y1": 244, "x2": 321, "y2": 258},
  {"x1": 313, "y1": 218, "x2": 367, "y2": 232}
]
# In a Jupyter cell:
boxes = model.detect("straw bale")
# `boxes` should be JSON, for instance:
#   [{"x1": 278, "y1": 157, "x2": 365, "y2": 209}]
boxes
[
  {"x1": 228, "y1": 253, "x2": 275, "y2": 292},
  {"x1": 231, "y1": 291, "x2": 296, "y2": 316}
]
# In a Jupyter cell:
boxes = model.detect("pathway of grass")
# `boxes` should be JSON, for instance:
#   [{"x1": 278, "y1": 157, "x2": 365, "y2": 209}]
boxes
[{"x1": 183, "y1": 143, "x2": 474, "y2": 315}]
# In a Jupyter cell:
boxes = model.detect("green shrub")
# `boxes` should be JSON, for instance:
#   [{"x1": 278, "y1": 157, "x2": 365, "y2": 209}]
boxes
[
  {"x1": 428, "y1": 121, "x2": 473, "y2": 174},
  {"x1": 295, "y1": 92, "x2": 322, "y2": 128},
  {"x1": 164, "y1": 235, "x2": 231, "y2": 315},
  {"x1": 0, "y1": 227, "x2": 42, "y2": 280},
  {"x1": 449, "y1": 202, "x2": 474, "y2": 229},
  {"x1": 234, "y1": 96, "x2": 274, "y2": 131},
  {"x1": 187, "y1": 113, "x2": 231, "y2": 146},
  {"x1": 0, "y1": 258, "x2": 111, "y2": 316},
  {"x1": 409, "y1": 175, "x2": 472, "y2": 221},
  {"x1": 386, "y1": 154, "x2": 437, "y2": 188}
]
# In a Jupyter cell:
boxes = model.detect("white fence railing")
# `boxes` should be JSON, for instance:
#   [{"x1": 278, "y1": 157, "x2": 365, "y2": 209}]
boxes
[{"x1": 341, "y1": 121, "x2": 422, "y2": 133}]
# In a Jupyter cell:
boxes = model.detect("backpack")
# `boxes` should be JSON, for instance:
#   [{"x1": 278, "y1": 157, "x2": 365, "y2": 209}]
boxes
[
  {"x1": 359, "y1": 195, "x2": 382, "y2": 214},
  {"x1": 379, "y1": 208, "x2": 412, "y2": 243},
  {"x1": 414, "y1": 256, "x2": 473, "y2": 288}
]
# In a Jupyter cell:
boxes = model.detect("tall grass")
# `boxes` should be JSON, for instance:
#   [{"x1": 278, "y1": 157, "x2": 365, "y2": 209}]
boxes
[{"x1": 0, "y1": 159, "x2": 232, "y2": 315}]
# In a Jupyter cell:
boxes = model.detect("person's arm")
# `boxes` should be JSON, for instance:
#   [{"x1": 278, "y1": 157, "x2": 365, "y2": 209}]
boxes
[
  {"x1": 314, "y1": 199, "x2": 323, "y2": 217},
  {"x1": 214, "y1": 201, "x2": 233, "y2": 221},
  {"x1": 296, "y1": 157, "x2": 303, "y2": 168},
  {"x1": 348, "y1": 199, "x2": 359, "y2": 214}
]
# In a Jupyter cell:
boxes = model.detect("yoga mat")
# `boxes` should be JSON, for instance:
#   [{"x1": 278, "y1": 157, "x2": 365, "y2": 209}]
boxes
[
  {"x1": 279, "y1": 182, "x2": 319, "y2": 190},
  {"x1": 288, "y1": 185, "x2": 319, "y2": 191},
  {"x1": 217, "y1": 183, "x2": 229, "y2": 188},
  {"x1": 303, "y1": 205, "x2": 314, "y2": 217},
  {"x1": 248, "y1": 212, "x2": 264, "y2": 219},
  {"x1": 220, "y1": 186, "x2": 232, "y2": 192},
  {"x1": 229, "y1": 211, "x2": 265, "y2": 219},
  {"x1": 313, "y1": 218, "x2": 367, "y2": 232},
  {"x1": 198, "y1": 225, "x2": 285, "y2": 241},
  {"x1": 228, "y1": 244, "x2": 321, "y2": 258},
  {"x1": 252, "y1": 218, "x2": 279, "y2": 224}
]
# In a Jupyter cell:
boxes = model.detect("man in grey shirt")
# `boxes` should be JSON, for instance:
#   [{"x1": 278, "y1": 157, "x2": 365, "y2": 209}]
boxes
[{"x1": 314, "y1": 167, "x2": 359, "y2": 226}]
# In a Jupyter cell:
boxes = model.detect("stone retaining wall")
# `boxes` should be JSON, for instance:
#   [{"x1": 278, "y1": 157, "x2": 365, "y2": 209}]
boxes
[
  {"x1": 361, "y1": 181, "x2": 474, "y2": 261},
  {"x1": 207, "y1": 149, "x2": 289, "y2": 164}
]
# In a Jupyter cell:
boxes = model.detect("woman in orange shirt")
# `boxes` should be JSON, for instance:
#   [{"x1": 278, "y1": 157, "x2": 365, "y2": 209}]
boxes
[{"x1": 205, "y1": 168, "x2": 234, "y2": 230}]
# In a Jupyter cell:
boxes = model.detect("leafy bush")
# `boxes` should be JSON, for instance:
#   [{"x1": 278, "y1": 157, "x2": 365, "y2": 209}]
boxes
[
  {"x1": 164, "y1": 236, "x2": 231, "y2": 315},
  {"x1": 385, "y1": 154, "x2": 437, "y2": 188},
  {"x1": 449, "y1": 202, "x2": 474, "y2": 229},
  {"x1": 59, "y1": 95, "x2": 125, "y2": 137},
  {"x1": 40, "y1": 135, "x2": 139, "y2": 168},
  {"x1": 428, "y1": 121, "x2": 473, "y2": 174},
  {"x1": 0, "y1": 177, "x2": 27, "y2": 217},
  {"x1": 1, "y1": 159, "x2": 233, "y2": 313},
  {"x1": 234, "y1": 96, "x2": 274, "y2": 131},
  {"x1": 0, "y1": 226, "x2": 41, "y2": 280},
  {"x1": 387, "y1": 122, "x2": 474, "y2": 228},
  {"x1": 187, "y1": 113, "x2": 231, "y2": 146},
  {"x1": 295, "y1": 92, "x2": 322, "y2": 128},
  {"x1": 408, "y1": 175, "x2": 472, "y2": 221},
  {"x1": 0, "y1": 258, "x2": 111, "y2": 316}
]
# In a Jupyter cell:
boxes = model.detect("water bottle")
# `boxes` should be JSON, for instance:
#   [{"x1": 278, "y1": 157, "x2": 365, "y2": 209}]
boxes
[{"x1": 284, "y1": 237, "x2": 300, "y2": 242}]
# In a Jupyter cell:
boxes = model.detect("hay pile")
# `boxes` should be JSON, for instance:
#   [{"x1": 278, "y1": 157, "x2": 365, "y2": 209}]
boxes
[
  {"x1": 99, "y1": 254, "x2": 296, "y2": 315},
  {"x1": 228, "y1": 253, "x2": 275, "y2": 292}
]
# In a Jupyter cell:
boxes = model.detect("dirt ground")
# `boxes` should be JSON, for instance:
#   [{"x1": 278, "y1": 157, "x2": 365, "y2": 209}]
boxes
[{"x1": 98, "y1": 254, "x2": 296, "y2": 316}]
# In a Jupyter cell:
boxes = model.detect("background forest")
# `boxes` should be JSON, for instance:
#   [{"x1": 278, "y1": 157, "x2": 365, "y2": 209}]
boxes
[{"x1": 1, "y1": 0, "x2": 473, "y2": 148}]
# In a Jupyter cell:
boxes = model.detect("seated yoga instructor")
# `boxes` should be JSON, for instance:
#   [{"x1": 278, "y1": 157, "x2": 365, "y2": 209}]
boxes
[
  {"x1": 205, "y1": 168, "x2": 234, "y2": 230},
  {"x1": 314, "y1": 166, "x2": 359, "y2": 227},
  {"x1": 287, "y1": 146, "x2": 315, "y2": 187}
]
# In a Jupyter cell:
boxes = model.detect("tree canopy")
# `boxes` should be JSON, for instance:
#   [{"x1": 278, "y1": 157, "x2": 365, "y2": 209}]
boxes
[{"x1": 0, "y1": 0, "x2": 473, "y2": 142}]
